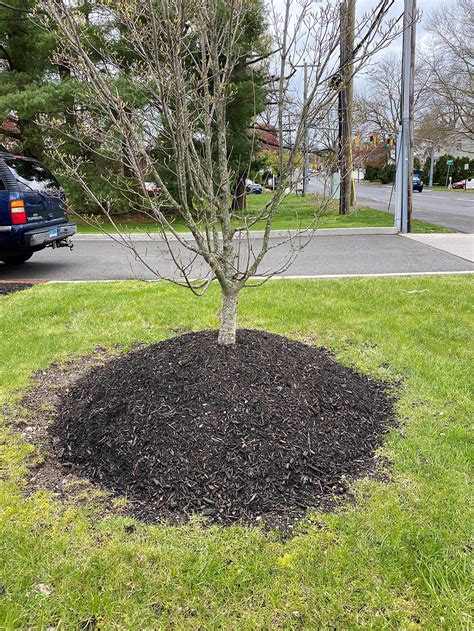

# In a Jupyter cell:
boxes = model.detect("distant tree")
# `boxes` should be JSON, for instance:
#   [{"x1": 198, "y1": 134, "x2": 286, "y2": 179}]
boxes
[
  {"x1": 423, "y1": 0, "x2": 474, "y2": 140},
  {"x1": 354, "y1": 52, "x2": 431, "y2": 138},
  {"x1": 430, "y1": 154, "x2": 474, "y2": 185}
]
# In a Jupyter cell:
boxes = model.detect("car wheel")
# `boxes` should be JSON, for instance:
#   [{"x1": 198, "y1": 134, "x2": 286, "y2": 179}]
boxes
[{"x1": 0, "y1": 252, "x2": 34, "y2": 265}]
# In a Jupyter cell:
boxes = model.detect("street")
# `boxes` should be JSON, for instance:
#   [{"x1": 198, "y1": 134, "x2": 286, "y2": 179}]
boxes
[
  {"x1": 308, "y1": 180, "x2": 474, "y2": 233},
  {"x1": 1, "y1": 233, "x2": 472, "y2": 282}
]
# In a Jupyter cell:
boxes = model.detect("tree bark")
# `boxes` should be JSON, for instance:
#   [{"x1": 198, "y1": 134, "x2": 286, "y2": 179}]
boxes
[
  {"x1": 232, "y1": 177, "x2": 247, "y2": 211},
  {"x1": 218, "y1": 290, "x2": 238, "y2": 345},
  {"x1": 338, "y1": 0, "x2": 355, "y2": 215}
]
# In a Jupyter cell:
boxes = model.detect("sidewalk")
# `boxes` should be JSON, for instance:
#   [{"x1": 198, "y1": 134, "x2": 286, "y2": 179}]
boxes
[{"x1": 404, "y1": 233, "x2": 474, "y2": 262}]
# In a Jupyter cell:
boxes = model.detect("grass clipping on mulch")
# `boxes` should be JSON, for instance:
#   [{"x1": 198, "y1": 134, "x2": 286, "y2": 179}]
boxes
[{"x1": 50, "y1": 330, "x2": 394, "y2": 527}]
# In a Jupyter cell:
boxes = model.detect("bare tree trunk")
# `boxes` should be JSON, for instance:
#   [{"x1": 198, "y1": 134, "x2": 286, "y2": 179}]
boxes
[
  {"x1": 232, "y1": 177, "x2": 247, "y2": 211},
  {"x1": 218, "y1": 290, "x2": 238, "y2": 346}
]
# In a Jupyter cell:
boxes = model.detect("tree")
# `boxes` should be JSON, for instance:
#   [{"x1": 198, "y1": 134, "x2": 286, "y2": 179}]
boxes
[
  {"x1": 0, "y1": 0, "x2": 148, "y2": 211},
  {"x1": 427, "y1": 153, "x2": 474, "y2": 186},
  {"x1": 0, "y1": 2, "x2": 101, "y2": 212},
  {"x1": 423, "y1": 0, "x2": 473, "y2": 140},
  {"x1": 42, "y1": 0, "x2": 400, "y2": 345},
  {"x1": 150, "y1": 0, "x2": 268, "y2": 211},
  {"x1": 353, "y1": 51, "x2": 431, "y2": 138},
  {"x1": 0, "y1": 0, "x2": 70, "y2": 158}
]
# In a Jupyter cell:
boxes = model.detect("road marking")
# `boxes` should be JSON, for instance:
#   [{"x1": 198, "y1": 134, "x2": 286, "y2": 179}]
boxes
[{"x1": 43, "y1": 270, "x2": 474, "y2": 283}]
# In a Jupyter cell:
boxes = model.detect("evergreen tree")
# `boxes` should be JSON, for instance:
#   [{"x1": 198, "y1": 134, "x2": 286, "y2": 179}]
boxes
[{"x1": 0, "y1": 0, "x2": 73, "y2": 158}]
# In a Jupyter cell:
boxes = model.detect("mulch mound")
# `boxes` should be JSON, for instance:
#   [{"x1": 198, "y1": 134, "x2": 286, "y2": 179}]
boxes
[
  {"x1": 0, "y1": 282, "x2": 33, "y2": 296},
  {"x1": 50, "y1": 330, "x2": 394, "y2": 527}
]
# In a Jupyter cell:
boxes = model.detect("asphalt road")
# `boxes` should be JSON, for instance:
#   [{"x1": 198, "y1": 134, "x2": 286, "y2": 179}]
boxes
[
  {"x1": 308, "y1": 180, "x2": 474, "y2": 233},
  {"x1": 1, "y1": 233, "x2": 472, "y2": 281}
]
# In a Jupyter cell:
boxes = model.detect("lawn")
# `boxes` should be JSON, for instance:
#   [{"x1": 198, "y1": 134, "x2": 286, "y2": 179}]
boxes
[
  {"x1": 73, "y1": 194, "x2": 453, "y2": 234},
  {"x1": 359, "y1": 182, "x2": 474, "y2": 194},
  {"x1": 1, "y1": 277, "x2": 472, "y2": 628},
  {"x1": 428, "y1": 185, "x2": 474, "y2": 193}
]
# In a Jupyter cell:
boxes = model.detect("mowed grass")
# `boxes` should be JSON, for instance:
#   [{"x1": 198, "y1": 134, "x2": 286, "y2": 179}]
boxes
[
  {"x1": 0, "y1": 277, "x2": 472, "y2": 629},
  {"x1": 428, "y1": 185, "x2": 474, "y2": 193},
  {"x1": 74, "y1": 194, "x2": 452, "y2": 234}
]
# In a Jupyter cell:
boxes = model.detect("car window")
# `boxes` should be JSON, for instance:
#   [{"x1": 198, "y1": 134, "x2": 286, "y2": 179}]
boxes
[
  {"x1": 3, "y1": 156, "x2": 60, "y2": 193},
  {"x1": 0, "y1": 178, "x2": 5, "y2": 191}
]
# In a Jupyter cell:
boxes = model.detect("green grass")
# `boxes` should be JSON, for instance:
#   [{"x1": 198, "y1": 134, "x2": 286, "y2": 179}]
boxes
[
  {"x1": 1, "y1": 277, "x2": 473, "y2": 628},
  {"x1": 359, "y1": 182, "x2": 474, "y2": 193},
  {"x1": 74, "y1": 194, "x2": 453, "y2": 234},
  {"x1": 428, "y1": 185, "x2": 474, "y2": 193}
]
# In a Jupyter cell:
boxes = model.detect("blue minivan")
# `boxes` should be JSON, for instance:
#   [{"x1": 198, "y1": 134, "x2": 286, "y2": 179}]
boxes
[{"x1": 0, "y1": 153, "x2": 76, "y2": 265}]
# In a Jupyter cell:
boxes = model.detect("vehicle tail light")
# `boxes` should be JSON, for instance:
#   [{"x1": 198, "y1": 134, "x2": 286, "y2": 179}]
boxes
[{"x1": 10, "y1": 199, "x2": 27, "y2": 225}]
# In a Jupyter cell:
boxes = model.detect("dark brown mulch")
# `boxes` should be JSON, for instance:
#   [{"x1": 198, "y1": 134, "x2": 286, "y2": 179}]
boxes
[
  {"x1": 0, "y1": 282, "x2": 33, "y2": 296},
  {"x1": 50, "y1": 330, "x2": 395, "y2": 527}
]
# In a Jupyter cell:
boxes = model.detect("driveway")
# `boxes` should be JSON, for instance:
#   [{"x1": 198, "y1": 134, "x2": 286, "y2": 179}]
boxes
[{"x1": 1, "y1": 233, "x2": 472, "y2": 281}]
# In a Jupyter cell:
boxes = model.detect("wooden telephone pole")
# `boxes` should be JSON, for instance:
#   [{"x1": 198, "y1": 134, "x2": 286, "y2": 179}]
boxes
[{"x1": 338, "y1": 0, "x2": 355, "y2": 215}]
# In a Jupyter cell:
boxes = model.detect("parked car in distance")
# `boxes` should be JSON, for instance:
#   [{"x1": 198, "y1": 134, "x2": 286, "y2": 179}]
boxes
[
  {"x1": 144, "y1": 181, "x2": 162, "y2": 194},
  {"x1": 264, "y1": 175, "x2": 281, "y2": 189},
  {"x1": 0, "y1": 153, "x2": 76, "y2": 265},
  {"x1": 413, "y1": 175, "x2": 424, "y2": 192},
  {"x1": 245, "y1": 179, "x2": 263, "y2": 194},
  {"x1": 452, "y1": 177, "x2": 474, "y2": 190}
]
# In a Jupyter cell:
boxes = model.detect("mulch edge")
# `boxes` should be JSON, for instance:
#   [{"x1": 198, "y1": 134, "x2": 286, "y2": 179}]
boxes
[{"x1": 7, "y1": 348, "x2": 132, "y2": 520}]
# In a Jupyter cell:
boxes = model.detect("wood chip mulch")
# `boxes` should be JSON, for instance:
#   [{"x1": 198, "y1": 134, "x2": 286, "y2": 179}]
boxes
[
  {"x1": 0, "y1": 282, "x2": 33, "y2": 296},
  {"x1": 50, "y1": 330, "x2": 395, "y2": 527}
]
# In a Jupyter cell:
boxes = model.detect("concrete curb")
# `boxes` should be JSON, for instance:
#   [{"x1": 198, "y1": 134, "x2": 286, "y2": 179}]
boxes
[{"x1": 73, "y1": 226, "x2": 399, "y2": 241}]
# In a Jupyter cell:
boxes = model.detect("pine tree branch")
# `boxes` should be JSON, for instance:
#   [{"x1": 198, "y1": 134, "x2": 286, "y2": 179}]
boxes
[{"x1": 0, "y1": 1, "x2": 31, "y2": 11}]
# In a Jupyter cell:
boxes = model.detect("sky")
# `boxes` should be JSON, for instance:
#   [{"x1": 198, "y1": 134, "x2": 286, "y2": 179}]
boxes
[
  {"x1": 270, "y1": 0, "x2": 449, "y2": 95},
  {"x1": 355, "y1": 0, "x2": 446, "y2": 52},
  {"x1": 271, "y1": 0, "x2": 447, "y2": 54},
  {"x1": 353, "y1": 0, "x2": 447, "y2": 83}
]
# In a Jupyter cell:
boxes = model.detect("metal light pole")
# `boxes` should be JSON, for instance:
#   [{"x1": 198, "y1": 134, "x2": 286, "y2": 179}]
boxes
[{"x1": 395, "y1": 0, "x2": 416, "y2": 233}]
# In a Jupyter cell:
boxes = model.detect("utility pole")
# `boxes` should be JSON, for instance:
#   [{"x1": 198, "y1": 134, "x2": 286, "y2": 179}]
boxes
[
  {"x1": 395, "y1": 0, "x2": 417, "y2": 233},
  {"x1": 338, "y1": 0, "x2": 355, "y2": 215},
  {"x1": 302, "y1": 62, "x2": 309, "y2": 196}
]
